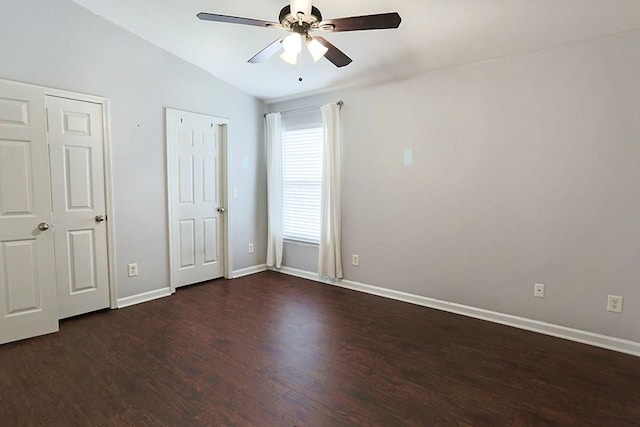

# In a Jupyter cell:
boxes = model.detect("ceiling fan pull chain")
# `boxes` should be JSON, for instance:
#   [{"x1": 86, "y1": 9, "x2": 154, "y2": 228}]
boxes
[{"x1": 298, "y1": 48, "x2": 304, "y2": 82}]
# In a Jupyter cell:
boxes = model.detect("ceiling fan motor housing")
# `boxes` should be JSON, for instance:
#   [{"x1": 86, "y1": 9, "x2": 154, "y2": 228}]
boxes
[{"x1": 279, "y1": 5, "x2": 323, "y2": 32}]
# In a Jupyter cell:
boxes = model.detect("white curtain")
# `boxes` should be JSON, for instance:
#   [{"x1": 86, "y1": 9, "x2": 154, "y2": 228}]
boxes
[
  {"x1": 266, "y1": 113, "x2": 284, "y2": 268},
  {"x1": 318, "y1": 103, "x2": 343, "y2": 279}
]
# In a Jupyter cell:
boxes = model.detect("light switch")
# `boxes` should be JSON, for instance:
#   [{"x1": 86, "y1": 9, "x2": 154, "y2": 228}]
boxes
[{"x1": 403, "y1": 148, "x2": 413, "y2": 166}]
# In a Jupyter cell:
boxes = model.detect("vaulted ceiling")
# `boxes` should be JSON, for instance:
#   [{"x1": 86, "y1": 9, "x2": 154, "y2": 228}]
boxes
[{"x1": 72, "y1": 0, "x2": 640, "y2": 102}]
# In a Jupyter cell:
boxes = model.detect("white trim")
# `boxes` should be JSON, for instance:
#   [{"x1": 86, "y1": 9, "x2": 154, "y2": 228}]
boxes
[
  {"x1": 165, "y1": 108, "x2": 231, "y2": 291},
  {"x1": 221, "y1": 123, "x2": 232, "y2": 279},
  {"x1": 102, "y1": 100, "x2": 118, "y2": 309},
  {"x1": 117, "y1": 287, "x2": 172, "y2": 309},
  {"x1": 165, "y1": 109, "x2": 174, "y2": 291},
  {"x1": 43, "y1": 88, "x2": 118, "y2": 310},
  {"x1": 232, "y1": 264, "x2": 267, "y2": 279},
  {"x1": 273, "y1": 267, "x2": 640, "y2": 357},
  {"x1": 44, "y1": 88, "x2": 108, "y2": 105}
]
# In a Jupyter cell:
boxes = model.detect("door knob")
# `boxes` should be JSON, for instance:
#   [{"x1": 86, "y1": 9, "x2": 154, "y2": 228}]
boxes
[
  {"x1": 217, "y1": 207, "x2": 225, "y2": 214},
  {"x1": 95, "y1": 214, "x2": 106, "y2": 223},
  {"x1": 38, "y1": 222, "x2": 50, "y2": 231}
]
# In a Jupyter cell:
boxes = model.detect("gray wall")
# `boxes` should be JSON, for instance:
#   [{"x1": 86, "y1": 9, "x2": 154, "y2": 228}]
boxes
[
  {"x1": 270, "y1": 29, "x2": 640, "y2": 342},
  {"x1": 0, "y1": 0, "x2": 267, "y2": 299}
]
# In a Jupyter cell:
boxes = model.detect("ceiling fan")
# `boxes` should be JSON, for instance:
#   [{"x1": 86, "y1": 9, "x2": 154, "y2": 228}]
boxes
[{"x1": 197, "y1": 0, "x2": 401, "y2": 67}]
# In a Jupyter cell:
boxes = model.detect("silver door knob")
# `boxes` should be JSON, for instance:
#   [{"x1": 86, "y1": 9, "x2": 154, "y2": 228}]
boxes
[
  {"x1": 217, "y1": 207, "x2": 225, "y2": 214},
  {"x1": 38, "y1": 222, "x2": 50, "y2": 231},
  {"x1": 95, "y1": 214, "x2": 106, "y2": 223}
]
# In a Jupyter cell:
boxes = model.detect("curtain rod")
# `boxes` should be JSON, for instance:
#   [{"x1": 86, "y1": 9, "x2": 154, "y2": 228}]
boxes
[{"x1": 264, "y1": 100, "x2": 343, "y2": 117}]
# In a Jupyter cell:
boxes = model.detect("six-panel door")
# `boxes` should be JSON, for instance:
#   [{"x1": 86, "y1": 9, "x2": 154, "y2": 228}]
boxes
[
  {"x1": 46, "y1": 96, "x2": 110, "y2": 319},
  {"x1": 168, "y1": 109, "x2": 224, "y2": 287},
  {"x1": 0, "y1": 81, "x2": 59, "y2": 344}
]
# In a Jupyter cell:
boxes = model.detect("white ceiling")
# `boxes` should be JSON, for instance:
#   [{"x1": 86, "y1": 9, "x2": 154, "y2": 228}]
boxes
[{"x1": 72, "y1": 0, "x2": 640, "y2": 102}]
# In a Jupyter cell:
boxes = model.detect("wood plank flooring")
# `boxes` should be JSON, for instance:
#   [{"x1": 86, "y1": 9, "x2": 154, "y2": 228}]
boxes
[{"x1": 1, "y1": 270, "x2": 639, "y2": 426}]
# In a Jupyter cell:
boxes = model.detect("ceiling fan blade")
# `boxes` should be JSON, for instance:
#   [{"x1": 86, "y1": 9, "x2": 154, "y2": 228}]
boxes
[
  {"x1": 319, "y1": 12, "x2": 401, "y2": 32},
  {"x1": 248, "y1": 38, "x2": 284, "y2": 63},
  {"x1": 197, "y1": 12, "x2": 282, "y2": 29},
  {"x1": 314, "y1": 36, "x2": 352, "y2": 68}
]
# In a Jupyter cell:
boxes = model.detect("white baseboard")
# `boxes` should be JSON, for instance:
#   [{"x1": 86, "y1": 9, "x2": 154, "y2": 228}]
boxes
[
  {"x1": 117, "y1": 287, "x2": 172, "y2": 309},
  {"x1": 273, "y1": 266, "x2": 640, "y2": 357},
  {"x1": 231, "y1": 264, "x2": 267, "y2": 279}
]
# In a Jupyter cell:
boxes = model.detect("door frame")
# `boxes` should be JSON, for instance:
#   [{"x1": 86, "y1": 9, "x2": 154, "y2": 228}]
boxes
[
  {"x1": 44, "y1": 88, "x2": 118, "y2": 309},
  {"x1": 165, "y1": 108, "x2": 232, "y2": 293}
]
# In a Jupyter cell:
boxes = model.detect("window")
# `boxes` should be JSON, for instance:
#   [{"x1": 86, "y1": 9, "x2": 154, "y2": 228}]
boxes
[{"x1": 282, "y1": 126, "x2": 323, "y2": 243}]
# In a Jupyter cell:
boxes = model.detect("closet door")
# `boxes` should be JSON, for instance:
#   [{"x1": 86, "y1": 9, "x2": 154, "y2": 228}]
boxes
[
  {"x1": 46, "y1": 96, "x2": 110, "y2": 319},
  {"x1": 0, "y1": 80, "x2": 58, "y2": 344}
]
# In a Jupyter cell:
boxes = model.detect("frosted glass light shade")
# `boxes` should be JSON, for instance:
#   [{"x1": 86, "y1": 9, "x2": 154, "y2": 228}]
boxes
[
  {"x1": 280, "y1": 33, "x2": 302, "y2": 64},
  {"x1": 307, "y1": 38, "x2": 328, "y2": 62},
  {"x1": 282, "y1": 33, "x2": 302, "y2": 54},
  {"x1": 280, "y1": 50, "x2": 299, "y2": 65}
]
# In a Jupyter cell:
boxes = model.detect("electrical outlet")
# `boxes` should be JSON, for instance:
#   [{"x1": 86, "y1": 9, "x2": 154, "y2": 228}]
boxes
[
  {"x1": 534, "y1": 283, "x2": 545, "y2": 298},
  {"x1": 248, "y1": 243, "x2": 254, "y2": 254},
  {"x1": 607, "y1": 295, "x2": 623, "y2": 313},
  {"x1": 352, "y1": 254, "x2": 359, "y2": 266},
  {"x1": 127, "y1": 263, "x2": 138, "y2": 277}
]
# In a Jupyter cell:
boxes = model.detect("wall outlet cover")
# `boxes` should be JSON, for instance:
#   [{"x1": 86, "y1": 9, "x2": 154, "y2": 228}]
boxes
[
  {"x1": 607, "y1": 295, "x2": 623, "y2": 313},
  {"x1": 127, "y1": 263, "x2": 138, "y2": 277},
  {"x1": 534, "y1": 283, "x2": 545, "y2": 298}
]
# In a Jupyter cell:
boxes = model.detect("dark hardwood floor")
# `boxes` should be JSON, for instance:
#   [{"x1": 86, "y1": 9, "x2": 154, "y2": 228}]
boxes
[{"x1": 1, "y1": 271, "x2": 639, "y2": 426}]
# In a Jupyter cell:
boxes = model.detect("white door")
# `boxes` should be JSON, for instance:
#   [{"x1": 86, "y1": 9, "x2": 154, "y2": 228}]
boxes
[
  {"x1": 0, "y1": 80, "x2": 58, "y2": 344},
  {"x1": 46, "y1": 96, "x2": 110, "y2": 319},
  {"x1": 167, "y1": 109, "x2": 225, "y2": 288}
]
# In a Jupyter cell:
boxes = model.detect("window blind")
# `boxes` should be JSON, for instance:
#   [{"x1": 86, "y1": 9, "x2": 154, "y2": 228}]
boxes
[{"x1": 282, "y1": 127, "x2": 324, "y2": 243}]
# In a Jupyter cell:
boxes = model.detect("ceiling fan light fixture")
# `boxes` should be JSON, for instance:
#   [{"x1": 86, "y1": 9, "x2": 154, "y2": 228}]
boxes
[
  {"x1": 280, "y1": 50, "x2": 299, "y2": 65},
  {"x1": 282, "y1": 32, "x2": 302, "y2": 54},
  {"x1": 280, "y1": 32, "x2": 302, "y2": 64},
  {"x1": 307, "y1": 37, "x2": 328, "y2": 62}
]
